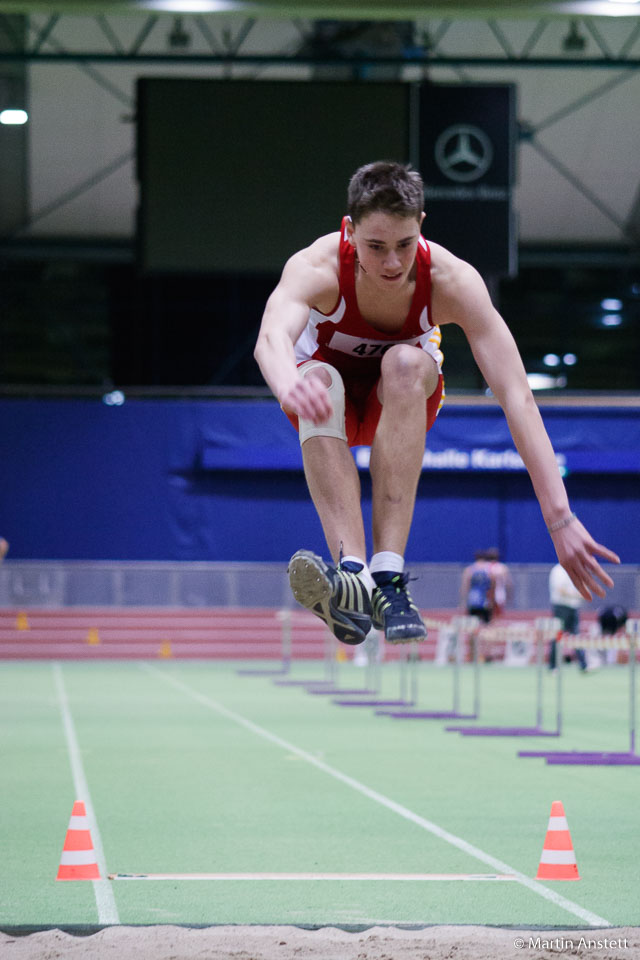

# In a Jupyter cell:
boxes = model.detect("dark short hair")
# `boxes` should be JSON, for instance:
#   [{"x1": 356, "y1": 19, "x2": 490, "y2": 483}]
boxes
[
  {"x1": 347, "y1": 161, "x2": 424, "y2": 223},
  {"x1": 598, "y1": 605, "x2": 628, "y2": 635}
]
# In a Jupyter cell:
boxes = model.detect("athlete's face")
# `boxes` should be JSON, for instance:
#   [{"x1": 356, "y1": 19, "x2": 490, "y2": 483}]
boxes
[{"x1": 349, "y1": 211, "x2": 424, "y2": 289}]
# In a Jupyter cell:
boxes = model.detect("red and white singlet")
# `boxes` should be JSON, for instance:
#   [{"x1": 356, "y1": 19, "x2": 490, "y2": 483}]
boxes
[
  {"x1": 294, "y1": 217, "x2": 444, "y2": 378},
  {"x1": 290, "y1": 217, "x2": 444, "y2": 446}
]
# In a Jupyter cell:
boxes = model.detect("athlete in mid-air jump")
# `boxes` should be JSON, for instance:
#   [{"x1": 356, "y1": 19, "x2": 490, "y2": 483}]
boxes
[{"x1": 254, "y1": 161, "x2": 619, "y2": 646}]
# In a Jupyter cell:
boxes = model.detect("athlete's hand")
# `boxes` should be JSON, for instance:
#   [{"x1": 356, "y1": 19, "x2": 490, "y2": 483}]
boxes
[
  {"x1": 280, "y1": 377, "x2": 333, "y2": 425},
  {"x1": 550, "y1": 518, "x2": 620, "y2": 601}
]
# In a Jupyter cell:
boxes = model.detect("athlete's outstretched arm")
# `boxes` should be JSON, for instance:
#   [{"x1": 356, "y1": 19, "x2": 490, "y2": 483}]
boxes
[
  {"x1": 433, "y1": 249, "x2": 619, "y2": 601},
  {"x1": 254, "y1": 246, "x2": 337, "y2": 424}
]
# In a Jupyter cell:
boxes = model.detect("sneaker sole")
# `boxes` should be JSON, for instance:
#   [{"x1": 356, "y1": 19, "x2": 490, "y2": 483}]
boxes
[
  {"x1": 385, "y1": 626, "x2": 428, "y2": 644},
  {"x1": 288, "y1": 550, "x2": 370, "y2": 646},
  {"x1": 288, "y1": 550, "x2": 332, "y2": 608},
  {"x1": 372, "y1": 614, "x2": 428, "y2": 645}
]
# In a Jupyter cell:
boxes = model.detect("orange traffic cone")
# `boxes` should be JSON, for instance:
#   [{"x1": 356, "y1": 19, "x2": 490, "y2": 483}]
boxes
[
  {"x1": 56, "y1": 801, "x2": 101, "y2": 880},
  {"x1": 536, "y1": 800, "x2": 580, "y2": 881},
  {"x1": 158, "y1": 640, "x2": 172, "y2": 659}
]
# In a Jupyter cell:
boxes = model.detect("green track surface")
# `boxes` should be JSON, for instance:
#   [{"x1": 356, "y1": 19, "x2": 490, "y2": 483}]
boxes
[{"x1": 1, "y1": 659, "x2": 638, "y2": 929}]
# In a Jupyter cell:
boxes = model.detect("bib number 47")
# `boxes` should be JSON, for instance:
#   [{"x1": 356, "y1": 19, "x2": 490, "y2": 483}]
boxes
[{"x1": 352, "y1": 342, "x2": 392, "y2": 357}]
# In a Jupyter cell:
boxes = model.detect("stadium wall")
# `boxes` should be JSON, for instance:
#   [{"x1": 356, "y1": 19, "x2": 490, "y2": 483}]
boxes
[{"x1": 1, "y1": 397, "x2": 637, "y2": 566}]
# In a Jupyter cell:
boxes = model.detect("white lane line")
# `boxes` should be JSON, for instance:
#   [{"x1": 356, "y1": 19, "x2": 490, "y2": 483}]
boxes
[
  {"x1": 53, "y1": 663, "x2": 120, "y2": 925},
  {"x1": 142, "y1": 665, "x2": 610, "y2": 928},
  {"x1": 109, "y1": 872, "x2": 516, "y2": 881}
]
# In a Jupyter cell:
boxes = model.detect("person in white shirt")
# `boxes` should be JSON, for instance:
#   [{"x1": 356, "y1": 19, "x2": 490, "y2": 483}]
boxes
[{"x1": 548, "y1": 562, "x2": 587, "y2": 671}]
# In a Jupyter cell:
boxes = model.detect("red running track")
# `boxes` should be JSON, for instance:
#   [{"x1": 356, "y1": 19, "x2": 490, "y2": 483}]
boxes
[{"x1": 0, "y1": 607, "x2": 562, "y2": 661}]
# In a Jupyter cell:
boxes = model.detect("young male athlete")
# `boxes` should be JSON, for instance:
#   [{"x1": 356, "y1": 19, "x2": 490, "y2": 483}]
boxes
[{"x1": 254, "y1": 161, "x2": 619, "y2": 646}]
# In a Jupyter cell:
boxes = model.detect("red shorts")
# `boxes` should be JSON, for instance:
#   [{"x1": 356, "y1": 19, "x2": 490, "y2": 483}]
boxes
[{"x1": 286, "y1": 370, "x2": 444, "y2": 448}]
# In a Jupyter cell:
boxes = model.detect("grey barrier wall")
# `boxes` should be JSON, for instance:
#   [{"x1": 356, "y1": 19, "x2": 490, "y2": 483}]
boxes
[{"x1": 0, "y1": 561, "x2": 637, "y2": 614}]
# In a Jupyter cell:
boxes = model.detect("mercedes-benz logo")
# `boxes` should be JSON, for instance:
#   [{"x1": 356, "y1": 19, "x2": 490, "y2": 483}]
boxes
[{"x1": 434, "y1": 124, "x2": 493, "y2": 183}]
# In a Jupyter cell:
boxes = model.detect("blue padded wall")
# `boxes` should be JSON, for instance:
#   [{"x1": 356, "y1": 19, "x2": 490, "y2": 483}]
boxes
[{"x1": 0, "y1": 398, "x2": 636, "y2": 564}]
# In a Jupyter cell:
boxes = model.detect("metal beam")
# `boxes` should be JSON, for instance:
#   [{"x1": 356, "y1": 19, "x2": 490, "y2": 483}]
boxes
[
  {"x1": 10, "y1": 150, "x2": 133, "y2": 237},
  {"x1": 625, "y1": 184, "x2": 640, "y2": 245},
  {"x1": 7, "y1": 9, "x2": 640, "y2": 68},
  {"x1": 528, "y1": 138, "x2": 632, "y2": 239},
  {"x1": 30, "y1": 13, "x2": 59, "y2": 52},
  {"x1": 1, "y1": 50, "x2": 640, "y2": 67},
  {"x1": 0, "y1": 1, "x2": 640, "y2": 19},
  {"x1": 533, "y1": 69, "x2": 638, "y2": 133}
]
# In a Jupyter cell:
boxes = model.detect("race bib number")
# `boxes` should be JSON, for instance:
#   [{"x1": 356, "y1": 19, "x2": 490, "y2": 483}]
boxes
[{"x1": 327, "y1": 331, "x2": 423, "y2": 357}]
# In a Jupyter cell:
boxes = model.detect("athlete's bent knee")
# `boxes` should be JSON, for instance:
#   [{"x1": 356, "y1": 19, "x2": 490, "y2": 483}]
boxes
[
  {"x1": 380, "y1": 346, "x2": 439, "y2": 397},
  {"x1": 382, "y1": 344, "x2": 427, "y2": 377},
  {"x1": 298, "y1": 361, "x2": 347, "y2": 444}
]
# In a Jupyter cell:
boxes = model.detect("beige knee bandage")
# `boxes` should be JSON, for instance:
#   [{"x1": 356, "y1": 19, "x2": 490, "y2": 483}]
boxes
[{"x1": 298, "y1": 361, "x2": 347, "y2": 444}]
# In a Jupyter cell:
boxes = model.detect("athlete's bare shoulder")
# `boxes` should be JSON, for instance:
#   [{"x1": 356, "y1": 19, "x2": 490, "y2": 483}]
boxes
[
  {"x1": 282, "y1": 231, "x2": 340, "y2": 313},
  {"x1": 428, "y1": 240, "x2": 481, "y2": 295},
  {"x1": 427, "y1": 240, "x2": 494, "y2": 328},
  {"x1": 300, "y1": 230, "x2": 341, "y2": 267}
]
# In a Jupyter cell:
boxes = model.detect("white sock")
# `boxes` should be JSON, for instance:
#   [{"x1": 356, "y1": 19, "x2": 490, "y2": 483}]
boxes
[
  {"x1": 369, "y1": 551, "x2": 405, "y2": 575},
  {"x1": 341, "y1": 555, "x2": 375, "y2": 597}
]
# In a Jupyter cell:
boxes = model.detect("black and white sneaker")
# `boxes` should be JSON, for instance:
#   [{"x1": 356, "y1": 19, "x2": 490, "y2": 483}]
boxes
[
  {"x1": 372, "y1": 572, "x2": 427, "y2": 643},
  {"x1": 288, "y1": 549, "x2": 372, "y2": 646}
]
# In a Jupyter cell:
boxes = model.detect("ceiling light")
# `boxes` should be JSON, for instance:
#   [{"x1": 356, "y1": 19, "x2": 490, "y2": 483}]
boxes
[
  {"x1": 562, "y1": 21, "x2": 586, "y2": 52},
  {"x1": 102, "y1": 390, "x2": 125, "y2": 406},
  {"x1": 600, "y1": 297, "x2": 623, "y2": 310},
  {"x1": 601, "y1": 314, "x2": 622, "y2": 327},
  {"x1": 147, "y1": 1, "x2": 236, "y2": 9},
  {"x1": 563, "y1": 353, "x2": 578, "y2": 366},
  {"x1": 543, "y1": 353, "x2": 561, "y2": 367},
  {"x1": 0, "y1": 109, "x2": 28, "y2": 125},
  {"x1": 527, "y1": 373, "x2": 567, "y2": 391},
  {"x1": 596, "y1": 1, "x2": 640, "y2": 14},
  {"x1": 167, "y1": 16, "x2": 191, "y2": 48}
]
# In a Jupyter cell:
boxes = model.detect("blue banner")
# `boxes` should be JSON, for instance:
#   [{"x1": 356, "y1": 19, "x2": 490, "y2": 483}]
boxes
[{"x1": 199, "y1": 401, "x2": 640, "y2": 476}]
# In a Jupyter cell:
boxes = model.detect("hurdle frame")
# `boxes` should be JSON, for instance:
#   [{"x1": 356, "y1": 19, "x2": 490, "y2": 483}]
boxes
[
  {"x1": 272, "y1": 612, "x2": 340, "y2": 689},
  {"x1": 237, "y1": 608, "x2": 293, "y2": 677},
  {"x1": 333, "y1": 636, "x2": 419, "y2": 709},
  {"x1": 375, "y1": 616, "x2": 482, "y2": 720},
  {"x1": 446, "y1": 617, "x2": 563, "y2": 737},
  {"x1": 519, "y1": 619, "x2": 640, "y2": 766}
]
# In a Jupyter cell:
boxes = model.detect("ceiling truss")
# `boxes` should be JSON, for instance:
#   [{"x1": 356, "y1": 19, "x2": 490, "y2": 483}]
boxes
[
  {"x1": 1, "y1": 10, "x2": 638, "y2": 254},
  {"x1": 0, "y1": 11, "x2": 640, "y2": 66}
]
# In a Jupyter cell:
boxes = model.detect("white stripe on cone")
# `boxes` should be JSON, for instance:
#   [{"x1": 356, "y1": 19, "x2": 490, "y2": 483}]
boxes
[
  {"x1": 59, "y1": 850, "x2": 99, "y2": 866},
  {"x1": 539, "y1": 850, "x2": 577, "y2": 865},
  {"x1": 68, "y1": 815, "x2": 89, "y2": 829},
  {"x1": 547, "y1": 816, "x2": 569, "y2": 830}
]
